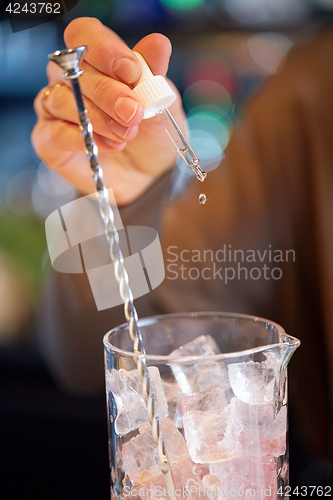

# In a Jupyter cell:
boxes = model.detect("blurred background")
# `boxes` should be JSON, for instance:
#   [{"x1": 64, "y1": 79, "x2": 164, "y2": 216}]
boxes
[{"x1": 0, "y1": 0, "x2": 332, "y2": 498}]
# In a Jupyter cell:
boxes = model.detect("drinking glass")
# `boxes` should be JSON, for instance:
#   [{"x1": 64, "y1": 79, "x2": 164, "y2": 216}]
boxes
[{"x1": 103, "y1": 312, "x2": 300, "y2": 500}]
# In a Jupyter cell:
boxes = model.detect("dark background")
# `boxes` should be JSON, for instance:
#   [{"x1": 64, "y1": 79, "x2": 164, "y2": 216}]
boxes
[{"x1": 0, "y1": 1, "x2": 332, "y2": 498}]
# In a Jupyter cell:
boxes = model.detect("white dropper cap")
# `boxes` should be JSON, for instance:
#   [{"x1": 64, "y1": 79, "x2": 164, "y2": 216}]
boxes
[{"x1": 133, "y1": 51, "x2": 176, "y2": 119}]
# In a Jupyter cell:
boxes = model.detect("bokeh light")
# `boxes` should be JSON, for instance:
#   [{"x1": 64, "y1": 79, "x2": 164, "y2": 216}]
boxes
[
  {"x1": 223, "y1": 0, "x2": 309, "y2": 26},
  {"x1": 32, "y1": 162, "x2": 76, "y2": 218},
  {"x1": 187, "y1": 111, "x2": 231, "y2": 149},
  {"x1": 183, "y1": 111, "x2": 231, "y2": 172},
  {"x1": 37, "y1": 161, "x2": 74, "y2": 197},
  {"x1": 159, "y1": 0, "x2": 205, "y2": 12},
  {"x1": 183, "y1": 80, "x2": 233, "y2": 115},
  {"x1": 247, "y1": 33, "x2": 293, "y2": 74},
  {"x1": 185, "y1": 57, "x2": 237, "y2": 98},
  {"x1": 189, "y1": 131, "x2": 223, "y2": 172},
  {"x1": 6, "y1": 169, "x2": 35, "y2": 217},
  {"x1": 180, "y1": 52, "x2": 236, "y2": 176},
  {"x1": 187, "y1": 104, "x2": 234, "y2": 135}
]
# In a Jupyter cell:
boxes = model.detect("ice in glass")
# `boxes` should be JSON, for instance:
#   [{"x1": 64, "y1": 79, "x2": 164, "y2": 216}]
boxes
[{"x1": 104, "y1": 313, "x2": 300, "y2": 500}]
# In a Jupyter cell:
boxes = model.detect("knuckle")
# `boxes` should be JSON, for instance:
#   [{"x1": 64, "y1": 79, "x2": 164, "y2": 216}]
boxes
[
  {"x1": 85, "y1": 36, "x2": 110, "y2": 62},
  {"x1": 92, "y1": 77, "x2": 112, "y2": 105},
  {"x1": 87, "y1": 101, "x2": 103, "y2": 130}
]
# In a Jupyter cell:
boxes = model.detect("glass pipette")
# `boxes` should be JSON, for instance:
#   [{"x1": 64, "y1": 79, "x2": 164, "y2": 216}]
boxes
[
  {"x1": 156, "y1": 108, "x2": 207, "y2": 182},
  {"x1": 133, "y1": 51, "x2": 207, "y2": 184}
]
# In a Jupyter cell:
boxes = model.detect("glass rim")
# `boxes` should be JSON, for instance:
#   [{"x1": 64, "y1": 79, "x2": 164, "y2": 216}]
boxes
[{"x1": 103, "y1": 311, "x2": 300, "y2": 363}]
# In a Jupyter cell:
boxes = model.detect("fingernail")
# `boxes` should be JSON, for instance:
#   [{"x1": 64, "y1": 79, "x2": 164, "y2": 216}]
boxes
[
  {"x1": 112, "y1": 57, "x2": 139, "y2": 84},
  {"x1": 109, "y1": 119, "x2": 131, "y2": 140},
  {"x1": 114, "y1": 97, "x2": 139, "y2": 124}
]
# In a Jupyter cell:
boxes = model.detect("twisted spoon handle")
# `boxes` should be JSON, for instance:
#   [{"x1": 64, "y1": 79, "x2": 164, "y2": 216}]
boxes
[{"x1": 48, "y1": 46, "x2": 176, "y2": 499}]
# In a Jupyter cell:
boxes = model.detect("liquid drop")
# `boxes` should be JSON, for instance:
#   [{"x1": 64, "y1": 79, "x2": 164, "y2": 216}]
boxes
[{"x1": 198, "y1": 194, "x2": 207, "y2": 205}]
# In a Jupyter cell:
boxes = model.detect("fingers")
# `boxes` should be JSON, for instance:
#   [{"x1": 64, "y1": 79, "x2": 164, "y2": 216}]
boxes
[
  {"x1": 64, "y1": 17, "x2": 172, "y2": 81},
  {"x1": 46, "y1": 61, "x2": 65, "y2": 85},
  {"x1": 77, "y1": 61, "x2": 145, "y2": 126},
  {"x1": 32, "y1": 18, "x2": 178, "y2": 190},
  {"x1": 44, "y1": 58, "x2": 145, "y2": 128},
  {"x1": 31, "y1": 116, "x2": 127, "y2": 169},
  {"x1": 132, "y1": 33, "x2": 172, "y2": 77},
  {"x1": 34, "y1": 83, "x2": 139, "y2": 143},
  {"x1": 64, "y1": 18, "x2": 141, "y2": 85},
  {"x1": 42, "y1": 18, "x2": 173, "y2": 137}
]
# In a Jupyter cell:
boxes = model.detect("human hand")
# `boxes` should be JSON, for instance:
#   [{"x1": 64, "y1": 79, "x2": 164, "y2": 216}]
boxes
[{"x1": 32, "y1": 17, "x2": 185, "y2": 205}]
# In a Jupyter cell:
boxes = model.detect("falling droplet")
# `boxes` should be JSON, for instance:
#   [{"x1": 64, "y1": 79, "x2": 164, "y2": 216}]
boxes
[{"x1": 198, "y1": 194, "x2": 207, "y2": 205}]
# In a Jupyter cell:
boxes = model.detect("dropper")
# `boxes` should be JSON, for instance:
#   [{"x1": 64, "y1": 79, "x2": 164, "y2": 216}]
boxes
[{"x1": 133, "y1": 51, "x2": 207, "y2": 183}]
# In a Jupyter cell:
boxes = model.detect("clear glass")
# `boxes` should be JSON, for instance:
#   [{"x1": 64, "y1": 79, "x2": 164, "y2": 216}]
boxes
[{"x1": 103, "y1": 312, "x2": 300, "y2": 500}]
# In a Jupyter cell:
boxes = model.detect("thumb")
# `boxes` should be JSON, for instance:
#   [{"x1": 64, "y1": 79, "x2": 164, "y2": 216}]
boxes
[{"x1": 132, "y1": 33, "x2": 172, "y2": 77}]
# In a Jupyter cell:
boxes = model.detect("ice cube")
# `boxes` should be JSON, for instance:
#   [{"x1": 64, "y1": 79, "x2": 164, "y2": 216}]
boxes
[
  {"x1": 170, "y1": 335, "x2": 221, "y2": 357},
  {"x1": 220, "y1": 398, "x2": 286, "y2": 458},
  {"x1": 264, "y1": 351, "x2": 281, "y2": 380},
  {"x1": 238, "y1": 426, "x2": 286, "y2": 458},
  {"x1": 122, "y1": 418, "x2": 190, "y2": 484},
  {"x1": 202, "y1": 475, "x2": 227, "y2": 500},
  {"x1": 195, "y1": 363, "x2": 231, "y2": 394},
  {"x1": 210, "y1": 457, "x2": 277, "y2": 500},
  {"x1": 106, "y1": 366, "x2": 168, "y2": 436},
  {"x1": 122, "y1": 482, "x2": 143, "y2": 500},
  {"x1": 261, "y1": 405, "x2": 287, "y2": 457},
  {"x1": 161, "y1": 418, "x2": 190, "y2": 465},
  {"x1": 181, "y1": 386, "x2": 230, "y2": 414},
  {"x1": 192, "y1": 464, "x2": 209, "y2": 479},
  {"x1": 264, "y1": 405, "x2": 287, "y2": 440},
  {"x1": 169, "y1": 335, "x2": 229, "y2": 395},
  {"x1": 181, "y1": 388, "x2": 238, "y2": 463},
  {"x1": 138, "y1": 460, "x2": 207, "y2": 500},
  {"x1": 233, "y1": 397, "x2": 275, "y2": 429},
  {"x1": 227, "y1": 360, "x2": 276, "y2": 404},
  {"x1": 162, "y1": 380, "x2": 181, "y2": 426},
  {"x1": 122, "y1": 428, "x2": 159, "y2": 484}
]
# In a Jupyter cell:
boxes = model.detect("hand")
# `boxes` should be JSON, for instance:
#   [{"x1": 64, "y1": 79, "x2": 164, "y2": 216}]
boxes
[{"x1": 32, "y1": 17, "x2": 185, "y2": 205}]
